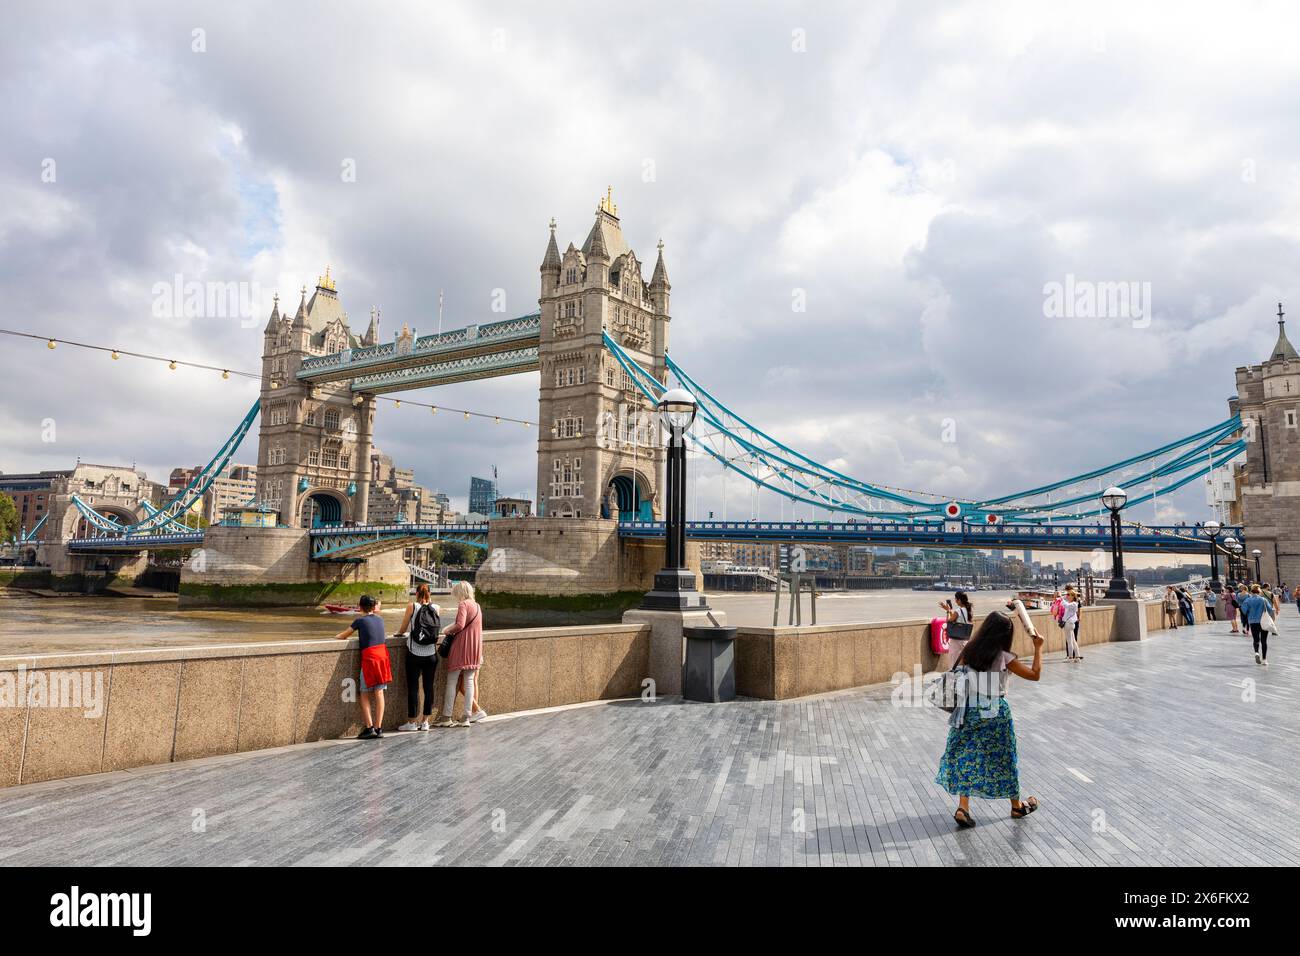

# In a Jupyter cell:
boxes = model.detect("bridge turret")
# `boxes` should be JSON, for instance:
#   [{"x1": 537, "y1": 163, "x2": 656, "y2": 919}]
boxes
[
  {"x1": 540, "y1": 218, "x2": 561, "y2": 297},
  {"x1": 649, "y1": 239, "x2": 670, "y2": 317},
  {"x1": 256, "y1": 270, "x2": 374, "y2": 530},
  {"x1": 362, "y1": 307, "x2": 380, "y2": 347},
  {"x1": 1231, "y1": 300, "x2": 1300, "y2": 586},
  {"x1": 536, "y1": 191, "x2": 669, "y2": 523},
  {"x1": 262, "y1": 292, "x2": 281, "y2": 336}
]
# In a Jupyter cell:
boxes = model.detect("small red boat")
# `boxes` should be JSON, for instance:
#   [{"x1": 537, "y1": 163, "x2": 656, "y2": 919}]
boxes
[{"x1": 322, "y1": 603, "x2": 359, "y2": 615}]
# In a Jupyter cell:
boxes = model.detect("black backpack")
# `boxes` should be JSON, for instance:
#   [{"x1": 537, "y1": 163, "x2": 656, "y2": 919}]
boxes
[{"x1": 411, "y1": 603, "x2": 441, "y2": 646}]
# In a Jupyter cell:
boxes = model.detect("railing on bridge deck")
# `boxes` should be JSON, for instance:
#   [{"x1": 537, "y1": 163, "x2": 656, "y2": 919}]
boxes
[
  {"x1": 296, "y1": 313, "x2": 541, "y2": 386},
  {"x1": 309, "y1": 522, "x2": 489, "y2": 561},
  {"x1": 67, "y1": 531, "x2": 206, "y2": 551},
  {"x1": 617, "y1": 520, "x2": 1242, "y2": 553}
]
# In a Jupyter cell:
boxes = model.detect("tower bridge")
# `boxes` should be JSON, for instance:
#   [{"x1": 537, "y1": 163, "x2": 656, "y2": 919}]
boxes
[{"x1": 29, "y1": 188, "x2": 1287, "y2": 609}]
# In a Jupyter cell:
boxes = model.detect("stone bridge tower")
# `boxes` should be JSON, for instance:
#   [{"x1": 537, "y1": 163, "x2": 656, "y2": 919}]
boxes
[
  {"x1": 1231, "y1": 303, "x2": 1300, "y2": 585},
  {"x1": 535, "y1": 191, "x2": 672, "y2": 521},
  {"x1": 257, "y1": 269, "x2": 377, "y2": 528}
]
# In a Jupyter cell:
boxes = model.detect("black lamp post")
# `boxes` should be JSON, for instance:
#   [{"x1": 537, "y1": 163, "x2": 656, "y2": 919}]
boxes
[
  {"x1": 1101, "y1": 485, "x2": 1133, "y2": 599},
  {"x1": 1231, "y1": 541, "x2": 1244, "y2": 582},
  {"x1": 1222, "y1": 535, "x2": 1237, "y2": 584},
  {"x1": 1252, "y1": 548, "x2": 1263, "y2": 583},
  {"x1": 640, "y1": 387, "x2": 708, "y2": 610},
  {"x1": 1203, "y1": 520, "x2": 1223, "y2": 593}
]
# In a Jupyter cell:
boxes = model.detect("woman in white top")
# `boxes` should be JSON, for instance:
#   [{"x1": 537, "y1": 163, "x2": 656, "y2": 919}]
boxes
[
  {"x1": 1061, "y1": 588, "x2": 1082, "y2": 663},
  {"x1": 942, "y1": 591, "x2": 975, "y2": 663},
  {"x1": 395, "y1": 583, "x2": 441, "y2": 731}
]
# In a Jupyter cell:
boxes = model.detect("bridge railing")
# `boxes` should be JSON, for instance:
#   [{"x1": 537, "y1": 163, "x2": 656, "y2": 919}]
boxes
[{"x1": 297, "y1": 313, "x2": 541, "y2": 378}]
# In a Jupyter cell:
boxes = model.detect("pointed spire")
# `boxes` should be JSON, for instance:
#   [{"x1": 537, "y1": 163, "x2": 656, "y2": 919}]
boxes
[
  {"x1": 650, "y1": 238, "x2": 670, "y2": 288},
  {"x1": 585, "y1": 211, "x2": 609, "y2": 261},
  {"x1": 541, "y1": 217, "x2": 561, "y2": 274},
  {"x1": 292, "y1": 285, "x2": 309, "y2": 329},
  {"x1": 1272, "y1": 301, "x2": 1298, "y2": 361},
  {"x1": 363, "y1": 306, "x2": 380, "y2": 347},
  {"x1": 263, "y1": 292, "x2": 281, "y2": 334}
]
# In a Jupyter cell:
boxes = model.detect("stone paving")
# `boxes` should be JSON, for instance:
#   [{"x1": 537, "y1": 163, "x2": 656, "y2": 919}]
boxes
[{"x1": 1, "y1": 612, "x2": 1296, "y2": 866}]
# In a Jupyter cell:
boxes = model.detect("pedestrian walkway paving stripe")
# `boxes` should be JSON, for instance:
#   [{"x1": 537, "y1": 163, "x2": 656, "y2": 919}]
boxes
[{"x1": 1, "y1": 613, "x2": 1297, "y2": 866}]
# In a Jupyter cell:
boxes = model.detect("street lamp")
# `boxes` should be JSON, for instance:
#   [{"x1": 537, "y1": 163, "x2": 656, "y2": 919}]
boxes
[
  {"x1": 1230, "y1": 542, "x2": 1243, "y2": 581},
  {"x1": 1203, "y1": 520, "x2": 1223, "y2": 593},
  {"x1": 640, "y1": 388, "x2": 707, "y2": 610},
  {"x1": 1100, "y1": 486, "x2": 1133, "y2": 599},
  {"x1": 1222, "y1": 535, "x2": 1237, "y2": 583},
  {"x1": 1252, "y1": 548, "x2": 1263, "y2": 583}
]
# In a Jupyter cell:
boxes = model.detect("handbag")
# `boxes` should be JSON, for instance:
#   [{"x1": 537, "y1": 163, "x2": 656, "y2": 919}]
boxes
[
  {"x1": 947, "y1": 620, "x2": 973, "y2": 641},
  {"x1": 438, "y1": 607, "x2": 480, "y2": 658},
  {"x1": 1261, "y1": 610, "x2": 1278, "y2": 635},
  {"x1": 925, "y1": 664, "x2": 966, "y2": 714}
]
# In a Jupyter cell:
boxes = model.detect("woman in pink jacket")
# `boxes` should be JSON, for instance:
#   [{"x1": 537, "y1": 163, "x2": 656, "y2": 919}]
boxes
[{"x1": 433, "y1": 581, "x2": 485, "y2": 727}]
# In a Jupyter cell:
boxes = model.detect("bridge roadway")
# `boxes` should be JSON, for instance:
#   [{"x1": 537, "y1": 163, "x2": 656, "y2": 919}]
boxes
[
  {"x1": 0, "y1": 615, "x2": 1292, "y2": 866},
  {"x1": 64, "y1": 519, "x2": 1238, "y2": 559}
]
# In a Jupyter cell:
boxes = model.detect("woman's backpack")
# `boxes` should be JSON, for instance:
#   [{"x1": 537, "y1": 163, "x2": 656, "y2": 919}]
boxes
[{"x1": 411, "y1": 603, "x2": 441, "y2": 646}]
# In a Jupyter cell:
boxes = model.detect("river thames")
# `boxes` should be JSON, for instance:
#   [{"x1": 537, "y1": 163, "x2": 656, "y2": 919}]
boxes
[{"x1": 0, "y1": 587, "x2": 1036, "y2": 656}]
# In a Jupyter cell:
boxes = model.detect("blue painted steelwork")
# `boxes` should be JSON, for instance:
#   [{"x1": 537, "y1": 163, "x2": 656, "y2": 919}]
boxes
[
  {"x1": 309, "y1": 523, "x2": 489, "y2": 561},
  {"x1": 296, "y1": 313, "x2": 541, "y2": 389},
  {"x1": 137, "y1": 499, "x2": 203, "y2": 534},
  {"x1": 618, "y1": 520, "x2": 1243, "y2": 554},
  {"x1": 602, "y1": 333, "x2": 1246, "y2": 527},
  {"x1": 12, "y1": 512, "x2": 48, "y2": 544},
  {"x1": 70, "y1": 398, "x2": 261, "y2": 538},
  {"x1": 68, "y1": 531, "x2": 204, "y2": 551},
  {"x1": 347, "y1": 345, "x2": 539, "y2": 394}
]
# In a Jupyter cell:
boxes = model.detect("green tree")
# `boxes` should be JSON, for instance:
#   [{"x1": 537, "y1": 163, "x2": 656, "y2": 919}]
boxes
[
  {"x1": 441, "y1": 541, "x2": 486, "y2": 566},
  {"x1": 0, "y1": 493, "x2": 19, "y2": 541}
]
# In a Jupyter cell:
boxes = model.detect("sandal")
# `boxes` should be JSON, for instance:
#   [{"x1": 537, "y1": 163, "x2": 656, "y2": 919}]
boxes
[
  {"x1": 953, "y1": 807, "x2": 976, "y2": 829},
  {"x1": 1010, "y1": 796, "x2": 1039, "y2": 818}
]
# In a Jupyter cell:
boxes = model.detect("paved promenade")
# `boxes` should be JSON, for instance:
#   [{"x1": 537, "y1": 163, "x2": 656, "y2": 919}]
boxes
[{"x1": 1, "y1": 613, "x2": 1296, "y2": 866}]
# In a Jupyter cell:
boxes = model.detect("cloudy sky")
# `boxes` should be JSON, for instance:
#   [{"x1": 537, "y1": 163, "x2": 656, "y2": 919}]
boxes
[{"x1": 3, "y1": 1, "x2": 1296, "y2": 562}]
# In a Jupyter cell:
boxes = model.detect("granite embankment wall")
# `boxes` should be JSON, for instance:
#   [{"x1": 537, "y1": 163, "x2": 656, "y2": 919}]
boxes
[{"x1": 1, "y1": 598, "x2": 1195, "y2": 788}]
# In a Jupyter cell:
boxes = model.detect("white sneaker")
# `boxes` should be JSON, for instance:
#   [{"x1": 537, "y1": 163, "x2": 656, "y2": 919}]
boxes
[
  {"x1": 1262, "y1": 659, "x2": 1270, "y2": 667},
  {"x1": 468, "y1": 708, "x2": 488, "y2": 723},
  {"x1": 397, "y1": 722, "x2": 421, "y2": 732},
  {"x1": 1255, "y1": 651, "x2": 1262, "y2": 664},
  {"x1": 418, "y1": 721, "x2": 430, "y2": 731},
  {"x1": 431, "y1": 717, "x2": 457, "y2": 728},
  {"x1": 455, "y1": 717, "x2": 472, "y2": 727}
]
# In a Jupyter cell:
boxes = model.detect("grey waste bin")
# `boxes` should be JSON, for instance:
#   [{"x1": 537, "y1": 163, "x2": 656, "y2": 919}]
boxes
[{"x1": 682, "y1": 626, "x2": 738, "y2": 702}]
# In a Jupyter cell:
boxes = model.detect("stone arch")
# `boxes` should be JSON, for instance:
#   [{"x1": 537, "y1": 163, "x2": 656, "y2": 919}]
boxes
[
  {"x1": 71, "y1": 502, "x2": 143, "y2": 538},
  {"x1": 299, "y1": 487, "x2": 350, "y2": 528},
  {"x1": 603, "y1": 466, "x2": 656, "y2": 521}
]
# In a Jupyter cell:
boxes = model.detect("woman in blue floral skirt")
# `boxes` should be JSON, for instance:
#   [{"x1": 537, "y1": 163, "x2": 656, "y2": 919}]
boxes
[{"x1": 936, "y1": 609, "x2": 1043, "y2": 828}]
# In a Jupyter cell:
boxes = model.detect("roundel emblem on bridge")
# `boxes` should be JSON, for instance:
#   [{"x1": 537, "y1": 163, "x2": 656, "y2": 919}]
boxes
[
  {"x1": 985, "y1": 513, "x2": 1000, "y2": 525},
  {"x1": 944, "y1": 502, "x2": 962, "y2": 519}
]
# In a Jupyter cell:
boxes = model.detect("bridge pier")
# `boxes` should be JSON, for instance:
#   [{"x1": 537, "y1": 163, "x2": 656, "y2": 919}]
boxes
[
  {"x1": 178, "y1": 526, "x2": 409, "y2": 608},
  {"x1": 475, "y1": 517, "x2": 702, "y2": 626}
]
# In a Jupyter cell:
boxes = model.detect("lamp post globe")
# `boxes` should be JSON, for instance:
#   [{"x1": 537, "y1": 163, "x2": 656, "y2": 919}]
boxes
[
  {"x1": 640, "y1": 387, "x2": 705, "y2": 610},
  {"x1": 1099, "y1": 487, "x2": 1132, "y2": 599},
  {"x1": 1203, "y1": 520, "x2": 1223, "y2": 593},
  {"x1": 658, "y1": 387, "x2": 698, "y2": 431},
  {"x1": 1252, "y1": 548, "x2": 1263, "y2": 583}
]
